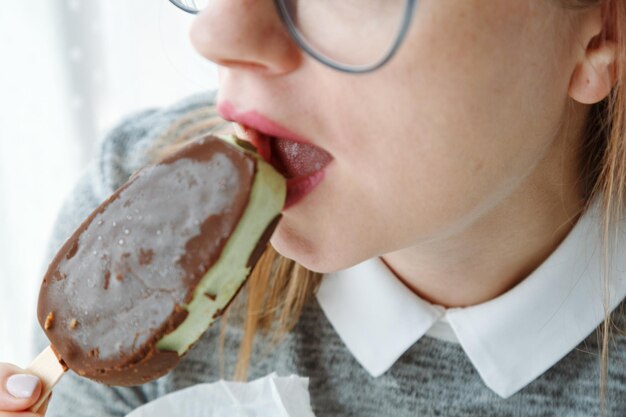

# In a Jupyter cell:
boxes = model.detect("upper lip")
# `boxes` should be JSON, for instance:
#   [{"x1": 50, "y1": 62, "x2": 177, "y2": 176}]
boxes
[
  {"x1": 216, "y1": 100, "x2": 334, "y2": 181},
  {"x1": 216, "y1": 101, "x2": 314, "y2": 146}
]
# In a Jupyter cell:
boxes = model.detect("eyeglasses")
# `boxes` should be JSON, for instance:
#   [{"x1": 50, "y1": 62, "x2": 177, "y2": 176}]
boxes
[{"x1": 168, "y1": 0, "x2": 418, "y2": 74}]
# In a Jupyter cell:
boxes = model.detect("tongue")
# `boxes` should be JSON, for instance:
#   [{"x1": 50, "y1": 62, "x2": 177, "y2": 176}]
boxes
[{"x1": 271, "y1": 137, "x2": 333, "y2": 179}]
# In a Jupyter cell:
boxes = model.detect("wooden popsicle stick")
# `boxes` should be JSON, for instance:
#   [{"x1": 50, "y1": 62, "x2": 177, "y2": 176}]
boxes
[{"x1": 26, "y1": 345, "x2": 67, "y2": 413}]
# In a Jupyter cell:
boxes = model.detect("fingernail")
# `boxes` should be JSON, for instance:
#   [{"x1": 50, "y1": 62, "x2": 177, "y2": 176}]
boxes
[{"x1": 6, "y1": 374, "x2": 40, "y2": 398}]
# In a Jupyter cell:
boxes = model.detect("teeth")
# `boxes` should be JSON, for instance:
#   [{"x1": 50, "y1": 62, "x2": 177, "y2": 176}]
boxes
[
  {"x1": 229, "y1": 123, "x2": 274, "y2": 164},
  {"x1": 232, "y1": 123, "x2": 248, "y2": 141}
]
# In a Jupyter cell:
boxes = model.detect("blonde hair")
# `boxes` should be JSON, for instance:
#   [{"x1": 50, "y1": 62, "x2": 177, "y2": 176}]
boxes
[
  {"x1": 147, "y1": 1, "x2": 625, "y2": 414},
  {"x1": 571, "y1": 1, "x2": 626, "y2": 415}
]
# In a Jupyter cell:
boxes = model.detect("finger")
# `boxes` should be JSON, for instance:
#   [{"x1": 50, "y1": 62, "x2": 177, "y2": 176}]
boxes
[
  {"x1": 0, "y1": 412, "x2": 41, "y2": 417},
  {"x1": 34, "y1": 394, "x2": 50, "y2": 416},
  {"x1": 0, "y1": 364, "x2": 42, "y2": 412}
]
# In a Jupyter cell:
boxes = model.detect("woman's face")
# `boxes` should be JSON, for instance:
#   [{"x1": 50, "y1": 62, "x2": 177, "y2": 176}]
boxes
[{"x1": 190, "y1": 0, "x2": 589, "y2": 273}]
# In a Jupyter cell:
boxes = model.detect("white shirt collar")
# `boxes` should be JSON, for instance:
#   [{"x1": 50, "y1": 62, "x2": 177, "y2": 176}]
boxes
[{"x1": 315, "y1": 195, "x2": 626, "y2": 399}]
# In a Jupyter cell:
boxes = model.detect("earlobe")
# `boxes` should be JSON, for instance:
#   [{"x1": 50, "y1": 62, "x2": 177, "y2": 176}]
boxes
[{"x1": 568, "y1": 40, "x2": 618, "y2": 105}]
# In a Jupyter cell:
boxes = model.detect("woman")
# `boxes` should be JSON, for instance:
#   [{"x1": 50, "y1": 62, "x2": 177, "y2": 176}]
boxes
[{"x1": 1, "y1": 0, "x2": 625, "y2": 415}]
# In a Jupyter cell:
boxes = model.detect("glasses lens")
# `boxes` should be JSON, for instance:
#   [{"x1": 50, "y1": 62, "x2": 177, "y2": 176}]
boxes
[
  {"x1": 172, "y1": 0, "x2": 209, "y2": 13},
  {"x1": 281, "y1": 0, "x2": 408, "y2": 68}
]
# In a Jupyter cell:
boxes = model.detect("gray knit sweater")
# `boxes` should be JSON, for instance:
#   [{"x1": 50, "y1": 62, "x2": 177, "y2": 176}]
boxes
[{"x1": 33, "y1": 90, "x2": 626, "y2": 416}]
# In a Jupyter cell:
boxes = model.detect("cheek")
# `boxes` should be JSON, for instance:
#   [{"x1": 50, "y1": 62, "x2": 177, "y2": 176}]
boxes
[
  {"x1": 269, "y1": 92, "x2": 556, "y2": 274},
  {"x1": 270, "y1": 92, "x2": 543, "y2": 273},
  {"x1": 267, "y1": 143, "x2": 494, "y2": 273},
  {"x1": 269, "y1": 1, "x2": 569, "y2": 271}
]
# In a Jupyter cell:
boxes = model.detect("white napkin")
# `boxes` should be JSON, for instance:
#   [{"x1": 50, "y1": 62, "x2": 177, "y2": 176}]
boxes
[{"x1": 126, "y1": 372, "x2": 317, "y2": 417}]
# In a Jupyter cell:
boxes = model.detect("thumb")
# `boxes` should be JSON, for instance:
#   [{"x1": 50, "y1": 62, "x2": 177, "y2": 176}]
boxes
[
  {"x1": 35, "y1": 394, "x2": 51, "y2": 416},
  {"x1": 0, "y1": 363, "x2": 42, "y2": 411}
]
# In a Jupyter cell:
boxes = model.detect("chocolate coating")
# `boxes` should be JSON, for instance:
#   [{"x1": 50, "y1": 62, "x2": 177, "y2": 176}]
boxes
[{"x1": 37, "y1": 136, "x2": 272, "y2": 386}]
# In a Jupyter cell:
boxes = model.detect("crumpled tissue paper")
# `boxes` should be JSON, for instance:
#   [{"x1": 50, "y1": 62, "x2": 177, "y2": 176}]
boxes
[{"x1": 126, "y1": 372, "x2": 316, "y2": 417}]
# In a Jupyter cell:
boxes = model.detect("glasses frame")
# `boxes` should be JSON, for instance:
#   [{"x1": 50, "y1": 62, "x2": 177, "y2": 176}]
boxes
[{"x1": 168, "y1": 0, "x2": 418, "y2": 74}]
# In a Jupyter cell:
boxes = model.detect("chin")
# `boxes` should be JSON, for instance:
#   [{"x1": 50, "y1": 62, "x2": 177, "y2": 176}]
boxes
[
  {"x1": 270, "y1": 234, "x2": 362, "y2": 275},
  {"x1": 269, "y1": 226, "x2": 338, "y2": 274}
]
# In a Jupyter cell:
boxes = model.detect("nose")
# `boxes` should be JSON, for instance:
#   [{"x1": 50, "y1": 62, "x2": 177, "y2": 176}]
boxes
[{"x1": 189, "y1": 0, "x2": 303, "y2": 75}]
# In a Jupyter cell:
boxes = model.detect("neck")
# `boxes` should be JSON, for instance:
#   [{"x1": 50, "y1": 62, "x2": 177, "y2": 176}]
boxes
[{"x1": 381, "y1": 106, "x2": 590, "y2": 308}]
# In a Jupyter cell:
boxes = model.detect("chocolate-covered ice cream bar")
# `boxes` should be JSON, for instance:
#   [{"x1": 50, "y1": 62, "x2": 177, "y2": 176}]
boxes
[{"x1": 29, "y1": 133, "x2": 286, "y2": 410}]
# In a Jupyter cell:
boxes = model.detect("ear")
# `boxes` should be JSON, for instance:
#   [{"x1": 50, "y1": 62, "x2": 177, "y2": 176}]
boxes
[
  {"x1": 568, "y1": 40, "x2": 617, "y2": 104},
  {"x1": 568, "y1": 7, "x2": 618, "y2": 105}
]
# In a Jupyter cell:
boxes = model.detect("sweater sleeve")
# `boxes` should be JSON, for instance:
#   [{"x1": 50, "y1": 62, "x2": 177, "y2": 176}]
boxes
[{"x1": 31, "y1": 90, "x2": 227, "y2": 417}]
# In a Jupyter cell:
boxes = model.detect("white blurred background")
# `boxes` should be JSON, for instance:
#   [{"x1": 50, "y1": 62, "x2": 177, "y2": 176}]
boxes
[{"x1": 0, "y1": 0, "x2": 219, "y2": 367}]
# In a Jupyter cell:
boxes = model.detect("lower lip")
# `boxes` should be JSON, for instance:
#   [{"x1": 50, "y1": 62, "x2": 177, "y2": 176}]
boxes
[{"x1": 284, "y1": 169, "x2": 327, "y2": 210}]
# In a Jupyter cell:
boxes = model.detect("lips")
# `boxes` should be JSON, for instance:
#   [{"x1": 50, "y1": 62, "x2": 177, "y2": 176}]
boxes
[
  {"x1": 232, "y1": 124, "x2": 333, "y2": 209},
  {"x1": 235, "y1": 125, "x2": 332, "y2": 179},
  {"x1": 219, "y1": 103, "x2": 333, "y2": 208}
]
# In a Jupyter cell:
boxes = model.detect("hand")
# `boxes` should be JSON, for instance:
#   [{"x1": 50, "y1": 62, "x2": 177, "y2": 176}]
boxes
[{"x1": 0, "y1": 363, "x2": 49, "y2": 416}]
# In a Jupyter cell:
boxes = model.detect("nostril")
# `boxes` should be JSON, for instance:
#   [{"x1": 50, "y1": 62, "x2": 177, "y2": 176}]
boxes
[{"x1": 218, "y1": 60, "x2": 273, "y2": 73}]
